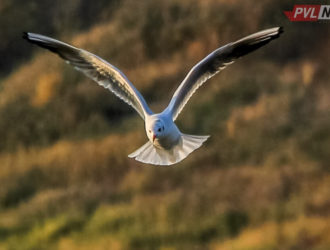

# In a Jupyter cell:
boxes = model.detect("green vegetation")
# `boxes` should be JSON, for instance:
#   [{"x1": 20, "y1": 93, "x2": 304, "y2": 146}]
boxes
[{"x1": 0, "y1": 0, "x2": 330, "y2": 249}]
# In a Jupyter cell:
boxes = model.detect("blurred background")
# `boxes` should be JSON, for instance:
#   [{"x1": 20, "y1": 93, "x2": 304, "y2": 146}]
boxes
[{"x1": 0, "y1": 0, "x2": 330, "y2": 249}]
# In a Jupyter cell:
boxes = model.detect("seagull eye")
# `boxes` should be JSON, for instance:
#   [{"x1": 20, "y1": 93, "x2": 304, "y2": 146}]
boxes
[{"x1": 148, "y1": 130, "x2": 151, "y2": 133}]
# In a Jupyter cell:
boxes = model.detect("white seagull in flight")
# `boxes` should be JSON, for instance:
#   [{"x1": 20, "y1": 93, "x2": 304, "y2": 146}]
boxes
[{"x1": 23, "y1": 27, "x2": 283, "y2": 166}]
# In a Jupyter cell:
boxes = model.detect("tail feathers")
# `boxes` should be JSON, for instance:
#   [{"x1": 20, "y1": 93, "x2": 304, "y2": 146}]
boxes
[{"x1": 128, "y1": 134, "x2": 209, "y2": 166}]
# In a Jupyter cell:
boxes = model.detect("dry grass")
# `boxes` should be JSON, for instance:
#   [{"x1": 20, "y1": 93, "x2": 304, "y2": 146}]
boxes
[
  {"x1": 0, "y1": 55, "x2": 61, "y2": 107},
  {"x1": 212, "y1": 216, "x2": 330, "y2": 250}
]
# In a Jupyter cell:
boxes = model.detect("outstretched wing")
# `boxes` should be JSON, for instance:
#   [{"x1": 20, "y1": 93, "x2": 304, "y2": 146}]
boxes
[
  {"x1": 166, "y1": 27, "x2": 283, "y2": 121},
  {"x1": 23, "y1": 32, "x2": 152, "y2": 120}
]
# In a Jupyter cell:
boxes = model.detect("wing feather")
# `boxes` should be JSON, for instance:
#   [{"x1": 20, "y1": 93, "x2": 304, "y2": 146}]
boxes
[
  {"x1": 23, "y1": 32, "x2": 152, "y2": 119},
  {"x1": 166, "y1": 27, "x2": 283, "y2": 121}
]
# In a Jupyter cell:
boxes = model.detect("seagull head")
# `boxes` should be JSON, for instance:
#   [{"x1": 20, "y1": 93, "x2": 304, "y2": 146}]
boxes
[{"x1": 146, "y1": 119, "x2": 165, "y2": 143}]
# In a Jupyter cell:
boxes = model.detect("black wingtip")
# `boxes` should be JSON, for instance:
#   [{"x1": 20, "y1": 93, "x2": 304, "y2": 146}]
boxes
[
  {"x1": 22, "y1": 32, "x2": 29, "y2": 40},
  {"x1": 278, "y1": 26, "x2": 284, "y2": 35},
  {"x1": 274, "y1": 27, "x2": 284, "y2": 40}
]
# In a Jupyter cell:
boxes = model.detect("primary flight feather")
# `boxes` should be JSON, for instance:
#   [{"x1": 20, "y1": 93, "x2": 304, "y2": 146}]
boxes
[{"x1": 23, "y1": 27, "x2": 283, "y2": 166}]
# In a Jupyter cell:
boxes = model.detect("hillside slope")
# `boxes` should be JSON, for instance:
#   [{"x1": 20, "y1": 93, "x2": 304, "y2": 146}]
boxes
[{"x1": 0, "y1": 0, "x2": 330, "y2": 249}]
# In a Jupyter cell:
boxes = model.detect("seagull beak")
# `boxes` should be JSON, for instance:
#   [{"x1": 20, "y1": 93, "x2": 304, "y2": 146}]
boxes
[{"x1": 152, "y1": 134, "x2": 156, "y2": 142}]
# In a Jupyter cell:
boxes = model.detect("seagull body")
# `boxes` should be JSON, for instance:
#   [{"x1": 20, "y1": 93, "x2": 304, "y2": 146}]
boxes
[{"x1": 23, "y1": 27, "x2": 283, "y2": 165}]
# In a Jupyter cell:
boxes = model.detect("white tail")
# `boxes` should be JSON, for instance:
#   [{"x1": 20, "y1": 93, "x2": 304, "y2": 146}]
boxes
[{"x1": 128, "y1": 134, "x2": 209, "y2": 166}]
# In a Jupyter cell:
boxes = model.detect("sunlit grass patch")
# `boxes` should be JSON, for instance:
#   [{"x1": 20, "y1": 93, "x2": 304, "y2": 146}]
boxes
[
  {"x1": 211, "y1": 216, "x2": 330, "y2": 250},
  {"x1": 2, "y1": 212, "x2": 85, "y2": 250}
]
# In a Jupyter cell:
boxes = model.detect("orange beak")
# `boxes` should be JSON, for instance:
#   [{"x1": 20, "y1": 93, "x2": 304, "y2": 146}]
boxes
[{"x1": 152, "y1": 134, "x2": 156, "y2": 142}]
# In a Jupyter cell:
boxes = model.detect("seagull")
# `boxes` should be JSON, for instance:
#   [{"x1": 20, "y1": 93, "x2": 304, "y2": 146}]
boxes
[{"x1": 23, "y1": 27, "x2": 283, "y2": 166}]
